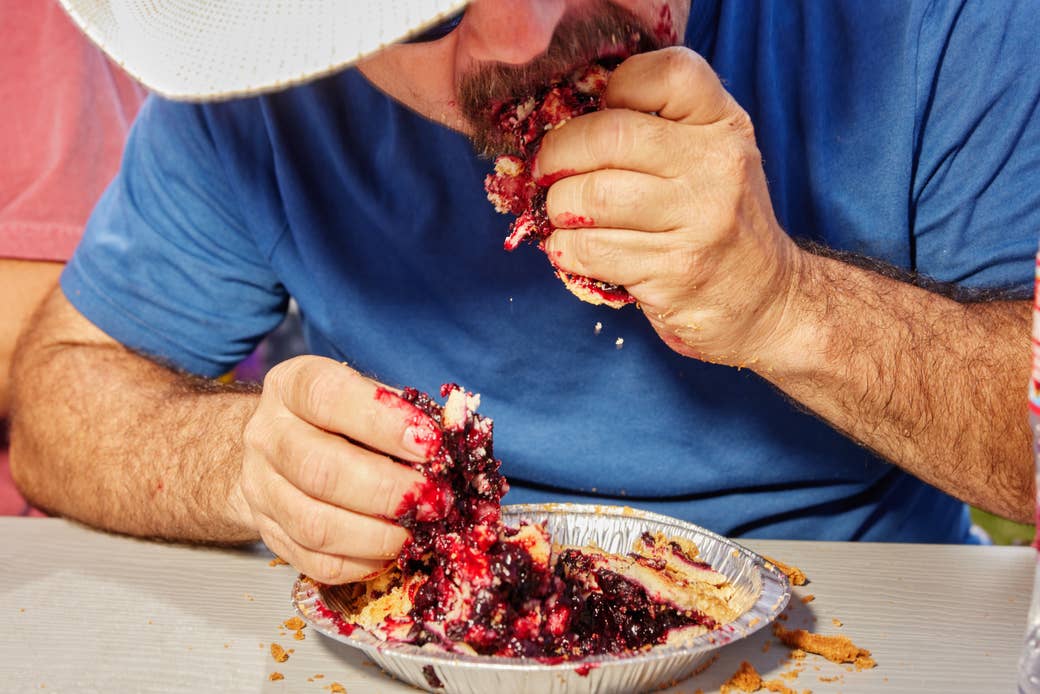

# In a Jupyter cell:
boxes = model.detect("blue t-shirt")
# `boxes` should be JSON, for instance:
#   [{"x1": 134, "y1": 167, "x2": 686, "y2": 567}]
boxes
[{"x1": 63, "y1": 1, "x2": 1040, "y2": 543}]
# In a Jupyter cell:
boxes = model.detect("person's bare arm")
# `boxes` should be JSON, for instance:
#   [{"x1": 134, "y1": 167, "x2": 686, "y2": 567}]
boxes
[
  {"x1": 0, "y1": 258, "x2": 64, "y2": 418},
  {"x1": 10, "y1": 288, "x2": 260, "y2": 540},
  {"x1": 760, "y1": 248, "x2": 1031, "y2": 523},
  {"x1": 536, "y1": 47, "x2": 1033, "y2": 522},
  {"x1": 11, "y1": 288, "x2": 432, "y2": 582}
]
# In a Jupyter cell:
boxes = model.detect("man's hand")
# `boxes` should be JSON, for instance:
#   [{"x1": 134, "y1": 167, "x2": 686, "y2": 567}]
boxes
[
  {"x1": 535, "y1": 47, "x2": 802, "y2": 366},
  {"x1": 533, "y1": 47, "x2": 1032, "y2": 521},
  {"x1": 240, "y1": 356, "x2": 436, "y2": 584},
  {"x1": 10, "y1": 291, "x2": 447, "y2": 566}
]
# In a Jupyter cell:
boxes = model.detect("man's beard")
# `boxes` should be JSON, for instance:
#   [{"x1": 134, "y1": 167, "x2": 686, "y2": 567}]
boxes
[{"x1": 458, "y1": 2, "x2": 672, "y2": 158}]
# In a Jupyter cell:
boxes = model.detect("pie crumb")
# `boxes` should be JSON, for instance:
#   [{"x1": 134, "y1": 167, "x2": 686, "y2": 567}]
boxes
[
  {"x1": 773, "y1": 623, "x2": 874, "y2": 668},
  {"x1": 720, "y1": 661, "x2": 762, "y2": 693},
  {"x1": 761, "y1": 555, "x2": 807, "y2": 585},
  {"x1": 284, "y1": 617, "x2": 306, "y2": 630},
  {"x1": 800, "y1": 594, "x2": 815, "y2": 604},
  {"x1": 268, "y1": 672, "x2": 284, "y2": 681},
  {"x1": 269, "y1": 557, "x2": 289, "y2": 567},
  {"x1": 270, "y1": 643, "x2": 289, "y2": 663},
  {"x1": 832, "y1": 618, "x2": 843, "y2": 628}
]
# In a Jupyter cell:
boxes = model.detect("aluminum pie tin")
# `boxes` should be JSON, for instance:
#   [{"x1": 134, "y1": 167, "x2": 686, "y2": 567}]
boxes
[{"x1": 292, "y1": 503, "x2": 791, "y2": 693}]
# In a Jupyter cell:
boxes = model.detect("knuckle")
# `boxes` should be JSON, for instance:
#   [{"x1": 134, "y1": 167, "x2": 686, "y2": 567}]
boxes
[
  {"x1": 663, "y1": 47, "x2": 709, "y2": 92},
  {"x1": 375, "y1": 469, "x2": 418, "y2": 517},
  {"x1": 715, "y1": 136, "x2": 761, "y2": 187},
  {"x1": 570, "y1": 229, "x2": 604, "y2": 265},
  {"x1": 298, "y1": 446, "x2": 338, "y2": 500},
  {"x1": 312, "y1": 554, "x2": 349, "y2": 584},
  {"x1": 580, "y1": 173, "x2": 613, "y2": 212},
  {"x1": 241, "y1": 416, "x2": 267, "y2": 455},
  {"x1": 263, "y1": 355, "x2": 305, "y2": 394},
  {"x1": 588, "y1": 109, "x2": 631, "y2": 162},
  {"x1": 299, "y1": 509, "x2": 333, "y2": 551},
  {"x1": 667, "y1": 244, "x2": 704, "y2": 281}
]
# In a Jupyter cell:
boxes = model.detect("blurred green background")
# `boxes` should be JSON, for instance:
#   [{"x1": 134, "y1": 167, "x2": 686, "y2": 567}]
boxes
[{"x1": 971, "y1": 507, "x2": 1034, "y2": 545}]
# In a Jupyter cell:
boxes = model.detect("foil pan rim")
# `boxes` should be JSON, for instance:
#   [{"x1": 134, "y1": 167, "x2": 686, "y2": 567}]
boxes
[{"x1": 292, "y1": 503, "x2": 791, "y2": 672}]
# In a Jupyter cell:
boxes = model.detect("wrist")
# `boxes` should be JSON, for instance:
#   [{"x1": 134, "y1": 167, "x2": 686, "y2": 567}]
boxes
[{"x1": 747, "y1": 243, "x2": 829, "y2": 382}]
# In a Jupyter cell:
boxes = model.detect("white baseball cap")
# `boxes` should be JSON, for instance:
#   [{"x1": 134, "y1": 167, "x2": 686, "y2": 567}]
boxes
[{"x1": 59, "y1": 0, "x2": 470, "y2": 101}]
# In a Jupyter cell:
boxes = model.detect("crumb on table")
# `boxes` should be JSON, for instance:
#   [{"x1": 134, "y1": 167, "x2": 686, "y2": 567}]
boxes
[
  {"x1": 762, "y1": 555, "x2": 807, "y2": 585},
  {"x1": 284, "y1": 616, "x2": 306, "y2": 630},
  {"x1": 773, "y1": 623, "x2": 875, "y2": 669},
  {"x1": 721, "y1": 661, "x2": 762, "y2": 693},
  {"x1": 270, "y1": 643, "x2": 289, "y2": 663}
]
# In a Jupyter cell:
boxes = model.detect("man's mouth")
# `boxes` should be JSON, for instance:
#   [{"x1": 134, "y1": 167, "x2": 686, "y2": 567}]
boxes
[{"x1": 458, "y1": 3, "x2": 669, "y2": 158}]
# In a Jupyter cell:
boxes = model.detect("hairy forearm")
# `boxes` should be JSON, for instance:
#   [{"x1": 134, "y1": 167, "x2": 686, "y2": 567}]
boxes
[
  {"x1": 10, "y1": 293, "x2": 261, "y2": 542},
  {"x1": 758, "y1": 247, "x2": 1033, "y2": 522}
]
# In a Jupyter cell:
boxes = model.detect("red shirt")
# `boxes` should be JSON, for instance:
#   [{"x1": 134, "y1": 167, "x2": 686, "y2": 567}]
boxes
[{"x1": 0, "y1": 0, "x2": 146, "y2": 515}]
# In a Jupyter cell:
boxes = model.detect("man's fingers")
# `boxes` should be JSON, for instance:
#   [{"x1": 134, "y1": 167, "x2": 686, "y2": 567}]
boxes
[
  {"x1": 543, "y1": 227, "x2": 676, "y2": 290},
  {"x1": 261, "y1": 471, "x2": 411, "y2": 560},
  {"x1": 605, "y1": 47, "x2": 745, "y2": 127},
  {"x1": 271, "y1": 417, "x2": 428, "y2": 519},
  {"x1": 254, "y1": 512, "x2": 393, "y2": 585},
  {"x1": 546, "y1": 169, "x2": 686, "y2": 233},
  {"x1": 264, "y1": 356, "x2": 440, "y2": 463},
  {"x1": 534, "y1": 109, "x2": 688, "y2": 181}
]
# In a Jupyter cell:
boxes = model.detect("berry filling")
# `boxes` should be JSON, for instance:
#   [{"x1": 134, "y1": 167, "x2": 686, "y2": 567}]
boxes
[
  {"x1": 483, "y1": 60, "x2": 637, "y2": 309},
  {"x1": 312, "y1": 385, "x2": 743, "y2": 663}
]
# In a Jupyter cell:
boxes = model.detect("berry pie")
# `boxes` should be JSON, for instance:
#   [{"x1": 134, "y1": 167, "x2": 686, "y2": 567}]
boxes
[{"x1": 310, "y1": 385, "x2": 743, "y2": 660}]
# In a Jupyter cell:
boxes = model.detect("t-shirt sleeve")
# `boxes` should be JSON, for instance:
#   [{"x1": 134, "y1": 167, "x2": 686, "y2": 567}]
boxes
[
  {"x1": 61, "y1": 95, "x2": 289, "y2": 377},
  {"x1": 911, "y1": 0, "x2": 1040, "y2": 293}
]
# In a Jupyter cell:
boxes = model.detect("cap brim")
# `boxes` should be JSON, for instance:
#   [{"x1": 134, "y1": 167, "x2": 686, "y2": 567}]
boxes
[{"x1": 59, "y1": 0, "x2": 469, "y2": 101}]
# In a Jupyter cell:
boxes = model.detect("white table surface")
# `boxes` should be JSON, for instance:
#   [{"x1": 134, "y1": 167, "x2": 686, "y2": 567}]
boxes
[{"x1": 0, "y1": 517, "x2": 1032, "y2": 693}]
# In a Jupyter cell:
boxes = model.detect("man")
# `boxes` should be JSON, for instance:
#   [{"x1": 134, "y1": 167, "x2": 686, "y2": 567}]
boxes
[
  {"x1": 0, "y1": 0, "x2": 145, "y2": 515},
  {"x1": 11, "y1": 0, "x2": 1038, "y2": 583}
]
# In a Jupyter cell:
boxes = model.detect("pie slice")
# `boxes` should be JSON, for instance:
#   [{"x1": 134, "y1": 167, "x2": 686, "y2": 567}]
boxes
[
  {"x1": 311, "y1": 384, "x2": 746, "y2": 661},
  {"x1": 483, "y1": 62, "x2": 637, "y2": 309}
]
